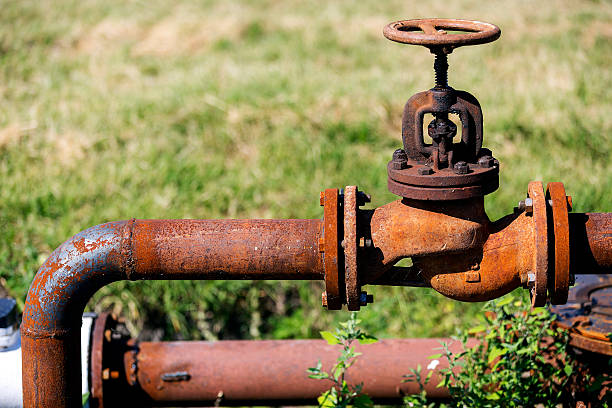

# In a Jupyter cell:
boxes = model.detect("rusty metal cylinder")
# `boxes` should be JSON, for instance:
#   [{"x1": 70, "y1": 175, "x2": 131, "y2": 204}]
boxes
[
  {"x1": 22, "y1": 219, "x2": 324, "y2": 407},
  {"x1": 569, "y1": 213, "x2": 612, "y2": 274},
  {"x1": 127, "y1": 339, "x2": 462, "y2": 405},
  {"x1": 130, "y1": 219, "x2": 325, "y2": 280}
]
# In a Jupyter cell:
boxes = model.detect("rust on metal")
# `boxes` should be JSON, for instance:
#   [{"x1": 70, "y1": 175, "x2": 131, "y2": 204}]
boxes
[
  {"x1": 551, "y1": 275, "x2": 612, "y2": 356},
  {"x1": 322, "y1": 188, "x2": 343, "y2": 310},
  {"x1": 569, "y1": 212, "x2": 612, "y2": 274},
  {"x1": 119, "y1": 338, "x2": 472, "y2": 405},
  {"x1": 547, "y1": 182, "x2": 571, "y2": 304},
  {"x1": 383, "y1": 19, "x2": 501, "y2": 201},
  {"x1": 19, "y1": 15, "x2": 612, "y2": 408},
  {"x1": 528, "y1": 181, "x2": 549, "y2": 307},
  {"x1": 22, "y1": 219, "x2": 325, "y2": 407},
  {"x1": 344, "y1": 186, "x2": 361, "y2": 310},
  {"x1": 383, "y1": 19, "x2": 501, "y2": 49}
]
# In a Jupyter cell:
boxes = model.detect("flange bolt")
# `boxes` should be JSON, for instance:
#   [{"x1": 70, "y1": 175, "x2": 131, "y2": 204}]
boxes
[
  {"x1": 417, "y1": 166, "x2": 433, "y2": 175},
  {"x1": 359, "y1": 291, "x2": 374, "y2": 306},
  {"x1": 517, "y1": 198, "x2": 533, "y2": 214},
  {"x1": 454, "y1": 161, "x2": 469, "y2": 174},
  {"x1": 478, "y1": 155, "x2": 495, "y2": 168},
  {"x1": 391, "y1": 149, "x2": 408, "y2": 170}
]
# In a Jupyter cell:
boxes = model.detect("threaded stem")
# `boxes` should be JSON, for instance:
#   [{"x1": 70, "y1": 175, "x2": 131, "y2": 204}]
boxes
[{"x1": 433, "y1": 53, "x2": 448, "y2": 88}]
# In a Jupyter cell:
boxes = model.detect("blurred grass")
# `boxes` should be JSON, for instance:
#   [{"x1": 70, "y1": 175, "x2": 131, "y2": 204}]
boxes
[{"x1": 0, "y1": 0, "x2": 610, "y2": 340}]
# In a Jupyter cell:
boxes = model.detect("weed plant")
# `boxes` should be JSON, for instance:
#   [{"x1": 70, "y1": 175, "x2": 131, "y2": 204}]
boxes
[{"x1": 308, "y1": 313, "x2": 378, "y2": 408}]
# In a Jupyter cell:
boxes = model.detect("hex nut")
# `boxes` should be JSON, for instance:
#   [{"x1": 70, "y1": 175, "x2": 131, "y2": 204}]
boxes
[
  {"x1": 390, "y1": 160, "x2": 408, "y2": 170},
  {"x1": 392, "y1": 148, "x2": 408, "y2": 161},
  {"x1": 478, "y1": 155, "x2": 495, "y2": 168},
  {"x1": 417, "y1": 166, "x2": 433, "y2": 175},
  {"x1": 454, "y1": 161, "x2": 469, "y2": 174},
  {"x1": 518, "y1": 198, "x2": 533, "y2": 214},
  {"x1": 359, "y1": 291, "x2": 373, "y2": 306}
]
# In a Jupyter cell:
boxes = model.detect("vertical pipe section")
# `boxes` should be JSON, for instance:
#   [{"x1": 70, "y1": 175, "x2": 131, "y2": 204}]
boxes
[{"x1": 22, "y1": 219, "x2": 323, "y2": 408}]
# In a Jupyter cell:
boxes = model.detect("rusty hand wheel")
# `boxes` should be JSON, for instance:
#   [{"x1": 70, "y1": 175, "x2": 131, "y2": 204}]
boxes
[{"x1": 383, "y1": 18, "x2": 500, "y2": 51}]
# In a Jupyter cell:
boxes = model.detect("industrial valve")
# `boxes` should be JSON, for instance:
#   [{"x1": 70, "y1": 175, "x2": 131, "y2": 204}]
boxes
[
  {"x1": 383, "y1": 19, "x2": 501, "y2": 200},
  {"x1": 17, "y1": 18, "x2": 611, "y2": 408}
]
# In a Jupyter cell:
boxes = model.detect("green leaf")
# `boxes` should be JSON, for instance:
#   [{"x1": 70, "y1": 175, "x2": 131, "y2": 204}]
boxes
[
  {"x1": 468, "y1": 325, "x2": 486, "y2": 334},
  {"x1": 317, "y1": 391, "x2": 336, "y2": 408},
  {"x1": 357, "y1": 334, "x2": 378, "y2": 344},
  {"x1": 320, "y1": 331, "x2": 340, "y2": 345},
  {"x1": 564, "y1": 364, "x2": 573, "y2": 377},
  {"x1": 486, "y1": 392, "x2": 501, "y2": 400},
  {"x1": 352, "y1": 394, "x2": 374, "y2": 408},
  {"x1": 82, "y1": 392, "x2": 90, "y2": 407},
  {"x1": 496, "y1": 296, "x2": 513, "y2": 307},
  {"x1": 428, "y1": 353, "x2": 443, "y2": 359},
  {"x1": 488, "y1": 347, "x2": 507, "y2": 363}
]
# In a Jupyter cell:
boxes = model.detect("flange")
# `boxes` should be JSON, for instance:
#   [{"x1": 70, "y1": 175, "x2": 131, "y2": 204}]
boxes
[
  {"x1": 320, "y1": 188, "x2": 343, "y2": 310},
  {"x1": 551, "y1": 274, "x2": 612, "y2": 356},
  {"x1": 547, "y1": 182, "x2": 571, "y2": 305},
  {"x1": 528, "y1": 181, "x2": 549, "y2": 307},
  {"x1": 344, "y1": 186, "x2": 361, "y2": 311}
]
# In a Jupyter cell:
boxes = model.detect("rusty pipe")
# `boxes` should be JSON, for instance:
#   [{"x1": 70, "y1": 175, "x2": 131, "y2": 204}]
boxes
[
  {"x1": 118, "y1": 339, "x2": 464, "y2": 406},
  {"x1": 569, "y1": 213, "x2": 612, "y2": 274},
  {"x1": 22, "y1": 219, "x2": 323, "y2": 407},
  {"x1": 366, "y1": 199, "x2": 611, "y2": 302}
]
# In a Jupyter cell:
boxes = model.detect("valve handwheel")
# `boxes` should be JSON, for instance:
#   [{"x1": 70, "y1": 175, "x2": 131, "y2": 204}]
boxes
[{"x1": 383, "y1": 18, "x2": 501, "y2": 51}]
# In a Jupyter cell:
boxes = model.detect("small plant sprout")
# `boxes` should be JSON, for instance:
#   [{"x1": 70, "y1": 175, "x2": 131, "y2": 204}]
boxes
[{"x1": 307, "y1": 313, "x2": 378, "y2": 408}]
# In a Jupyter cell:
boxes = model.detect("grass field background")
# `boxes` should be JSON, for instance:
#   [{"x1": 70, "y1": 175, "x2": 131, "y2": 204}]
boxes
[{"x1": 1, "y1": 0, "x2": 610, "y2": 340}]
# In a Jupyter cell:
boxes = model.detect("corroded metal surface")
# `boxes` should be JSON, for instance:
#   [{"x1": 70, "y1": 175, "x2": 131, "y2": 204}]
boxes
[
  {"x1": 547, "y1": 182, "x2": 571, "y2": 304},
  {"x1": 569, "y1": 213, "x2": 612, "y2": 274},
  {"x1": 22, "y1": 219, "x2": 324, "y2": 407},
  {"x1": 528, "y1": 181, "x2": 549, "y2": 307},
  {"x1": 383, "y1": 19, "x2": 501, "y2": 49},
  {"x1": 384, "y1": 20, "x2": 501, "y2": 201},
  {"x1": 551, "y1": 275, "x2": 612, "y2": 356},
  {"x1": 415, "y1": 211, "x2": 533, "y2": 302},
  {"x1": 322, "y1": 188, "x2": 342, "y2": 310},
  {"x1": 344, "y1": 186, "x2": 361, "y2": 310},
  {"x1": 125, "y1": 339, "x2": 471, "y2": 405}
]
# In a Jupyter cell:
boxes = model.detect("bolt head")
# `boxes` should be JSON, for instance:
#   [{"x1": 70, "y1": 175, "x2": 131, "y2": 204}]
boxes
[
  {"x1": 478, "y1": 155, "x2": 495, "y2": 168},
  {"x1": 392, "y1": 148, "x2": 408, "y2": 161},
  {"x1": 518, "y1": 197, "x2": 534, "y2": 214},
  {"x1": 454, "y1": 161, "x2": 469, "y2": 174},
  {"x1": 527, "y1": 272, "x2": 536, "y2": 287},
  {"x1": 359, "y1": 291, "x2": 373, "y2": 306},
  {"x1": 390, "y1": 160, "x2": 407, "y2": 170},
  {"x1": 525, "y1": 197, "x2": 533, "y2": 214},
  {"x1": 417, "y1": 166, "x2": 433, "y2": 175}
]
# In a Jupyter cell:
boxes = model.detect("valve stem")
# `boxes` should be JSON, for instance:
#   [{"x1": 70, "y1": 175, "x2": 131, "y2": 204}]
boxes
[{"x1": 433, "y1": 52, "x2": 449, "y2": 88}]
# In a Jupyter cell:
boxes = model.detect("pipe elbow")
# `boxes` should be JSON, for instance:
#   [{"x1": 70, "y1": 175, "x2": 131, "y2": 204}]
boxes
[{"x1": 22, "y1": 221, "x2": 131, "y2": 336}]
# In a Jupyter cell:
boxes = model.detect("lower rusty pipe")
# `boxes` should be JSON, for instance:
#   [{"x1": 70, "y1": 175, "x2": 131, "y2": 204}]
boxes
[
  {"x1": 22, "y1": 219, "x2": 323, "y2": 408},
  {"x1": 116, "y1": 339, "x2": 467, "y2": 406}
]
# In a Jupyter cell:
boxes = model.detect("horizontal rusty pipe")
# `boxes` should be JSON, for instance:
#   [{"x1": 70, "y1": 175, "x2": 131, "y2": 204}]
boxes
[
  {"x1": 22, "y1": 219, "x2": 323, "y2": 407},
  {"x1": 569, "y1": 213, "x2": 612, "y2": 274},
  {"x1": 118, "y1": 339, "x2": 466, "y2": 406}
]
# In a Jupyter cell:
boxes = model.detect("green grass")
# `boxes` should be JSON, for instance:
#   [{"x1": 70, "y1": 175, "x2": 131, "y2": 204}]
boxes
[{"x1": 1, "y1": 0, "x2": 610, "y2": 340}]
